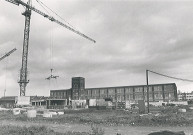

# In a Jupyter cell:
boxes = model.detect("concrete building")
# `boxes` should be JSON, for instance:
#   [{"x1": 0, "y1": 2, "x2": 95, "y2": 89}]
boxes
[
  {"x1": 0, "y1": 96, "x2": 48, "y2": 108},
  {"x1": 31, "y1": 96, "x2": 48, "y2": 108},
  {"x1": 0, "y1": 96, "x2": 16, "y2": 108},
  {"x1": 48, "y1": 77, "x2": 178, "y2": 109},
  {"x1": 178, "y1": 92, "x2": 193, "y2": 101},
  {"x1": 85, "y1": 83, "x2": 177, "y2": 102}
]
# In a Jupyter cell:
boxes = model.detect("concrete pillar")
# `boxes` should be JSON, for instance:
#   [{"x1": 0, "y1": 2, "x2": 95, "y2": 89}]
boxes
[
  {"x1": 124, "y1": 88, "x2": 126, "y2": 101},
  {"x1": 49, "y1": 100, "x2": 51, "y2": 108},
  {"x1": 107, "y1": 88, "x2": 109, "y2": 98},
  {"x1": 115, "y1": 88, "x2": 117, "y2": 102},
  {"x1": 142, "y1": 86, "x2": 145, "y2": 101},
  {"x1": 99, "y1": 89, "x2": 101, "y2": 99},
  {"x1": 152, "y1": 86, "x2": 155, "y2": 101},
  {"x1": 162, "y1": 85, "x2": 165, "y2": 102},
  {"x1": 133, "y1": 87, "x2": 135, "y2": 100}
]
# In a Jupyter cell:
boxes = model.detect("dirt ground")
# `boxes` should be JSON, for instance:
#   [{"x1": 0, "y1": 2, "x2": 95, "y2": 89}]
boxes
[
  {"x1": 1, "y1": 108, "x2": 193, "y2": 135},
  {"x1": 0, "y1": 119, "x2": 193, "y2": 135}
]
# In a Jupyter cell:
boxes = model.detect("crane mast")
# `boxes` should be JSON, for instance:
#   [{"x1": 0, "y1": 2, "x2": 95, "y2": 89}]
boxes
[
  {"x1": 4, "y1": 0, "x2": 96, "y2": 96},
  {"x1": 18, "y1": 0, "x2": 31, "y2": 96}
]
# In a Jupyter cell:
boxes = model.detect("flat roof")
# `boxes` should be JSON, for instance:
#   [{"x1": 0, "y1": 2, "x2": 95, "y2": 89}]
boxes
[
  {"x1": 0, "y1": 96, "x2": 16, "y2": 101},
  {"x1": 50, "y1": 89, "x2": 71, "y2": 92},
  {"x1": 50, "y1": 83, "x2": 176, "y2": 92},
  {"x1": 47, "y1": 98, "x2": 67, "y2": 100},
  {"x1": 85, "y1": 83, "x2": 176, "y2": 90},
  {"x1": 30, "y1": 96, "x2": 48, "y2": 101},
  {"x1": 72, "y1": 77, "x2": 85, "y2": 79}
]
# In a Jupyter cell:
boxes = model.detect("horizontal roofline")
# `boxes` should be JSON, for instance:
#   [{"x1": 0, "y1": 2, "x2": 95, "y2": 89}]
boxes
[
  {"x1": 72, "y1": 77, "x2": 85, "y2": 79},
  {"x1": 50, "y1": 89, "x2": 71, "y2": 92},
  {"x1": 85, "y1": 83, "x2": 176, "y2": 90},
  {"x1": 50, "y1": 83, "x2": 176, "y2": 92}
]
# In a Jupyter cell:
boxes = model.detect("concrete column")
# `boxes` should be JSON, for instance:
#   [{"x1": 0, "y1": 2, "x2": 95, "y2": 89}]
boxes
[
  {"x1": 107, "y1": 88, "x2": 109, "y2": 98},
  {"x1": 115, "y1": 88, "x2": 117, "y2": 102},
  {"x1": 162, "y1": 85, "x2": 165, "y2": 102},
  {"x1": 142, "y1": 86, "x2": 145, "y2": 101},
  {"x1": 99, "y1": 89, "x2": 101, "y2": 99},
  {"x1": 133, "y1": 87, "x2": 135, "y2": 100},
  {"x1": 152, "y1": 86, "x2": 155, "y2": 101},
  {"x1": 49, "y1": 100, "x2": 51, "y2": 108},
  {"x1": 124, "y1": 88, "x2": 126, "y2": 101}
]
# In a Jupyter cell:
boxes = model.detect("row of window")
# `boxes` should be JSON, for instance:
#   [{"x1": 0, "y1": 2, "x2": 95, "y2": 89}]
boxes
[
  {"x1": 83, "y1": 95, "x2": 165, "y2": 101},
  {"x1": 50, "y1": 84, "x2": 176, "y2": 101},
  {"x1": 50, "y1": 91, "x2": 68, "y2": 98},
  {"x1": 186, "y1": 96, "x2": 193, "y2": 98},
  {"x1": 86, "y1": 85, "x2": 174, "y2": 96},
  {"x1": 87, "y1": 89, "x2": 173, "y2": 97}
]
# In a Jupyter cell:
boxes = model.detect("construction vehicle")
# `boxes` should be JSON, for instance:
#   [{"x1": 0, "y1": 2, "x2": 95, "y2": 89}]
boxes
[{"x1": 4, "y1": 0, "x2": 96, "y2": 96}]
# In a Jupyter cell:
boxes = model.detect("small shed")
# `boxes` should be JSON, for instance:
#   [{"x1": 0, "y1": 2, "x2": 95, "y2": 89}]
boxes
[{"x1": 0, "y1": 96, "x2": 16, "y2": 108}]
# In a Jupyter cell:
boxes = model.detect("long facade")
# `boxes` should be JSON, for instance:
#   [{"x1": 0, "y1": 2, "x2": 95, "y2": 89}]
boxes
[
  {"x1": 178, "y1": 92, "x2": 193, "y2": 101},
  {"x1": 50, "y1": 77, "x2": 178, "y2": 102}
]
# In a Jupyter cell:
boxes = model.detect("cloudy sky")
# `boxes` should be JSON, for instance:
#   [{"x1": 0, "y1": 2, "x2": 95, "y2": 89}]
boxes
[{"x1": 0, "y1": 0, "x2": 193, "y2": 97}]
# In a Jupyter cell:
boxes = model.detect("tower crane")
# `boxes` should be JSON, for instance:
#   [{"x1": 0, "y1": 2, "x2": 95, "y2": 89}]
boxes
[
  {"x1": 4, "y1": 0, "x2": 96, "y2": 96},
  {"x1": 0, "y1": 48, "x2": 17, "y2": 62}
]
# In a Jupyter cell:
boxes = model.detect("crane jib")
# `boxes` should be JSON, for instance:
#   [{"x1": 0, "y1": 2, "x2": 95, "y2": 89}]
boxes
[
  {"x1": 5, "y1": 0, "x2": 19, "y2": 5},
  {"x1": 5, "y1": 0, "x2": 96, "y2": 43},
  {"x1": 4, "y1": 0, "x2": 96, "y2": 96},
  {"x1": 0, "y1": 48, "x2": 17, "y2": 62}
]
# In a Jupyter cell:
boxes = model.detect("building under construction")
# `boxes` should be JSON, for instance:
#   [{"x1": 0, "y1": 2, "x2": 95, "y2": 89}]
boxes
[{"x1": 47, "y1": 77, "x2": 178, "y2": 109}]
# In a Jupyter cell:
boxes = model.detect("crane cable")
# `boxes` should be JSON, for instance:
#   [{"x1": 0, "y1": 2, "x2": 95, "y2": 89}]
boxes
[
  {"x1": 41, "y1": 2, "x2": 59, "y2": 89},
  {"x1": 36, "y1": 0, "x2": 75, "y2": 29},
  {"x1": 36, "y1": 0, "x2": 61, "y2": 89},
  {"x1": 50, "y1": 22, "x2": 54, "y2": 70},
  {"x1": 35, "y1": 0, "x2": 50, "y2": 14},
  {"x1": 148, "y1": 70, "x2": 193, "y2": 82},
  {"x1": 35, "y1": 0, "x2": 53, "y2": 69}
]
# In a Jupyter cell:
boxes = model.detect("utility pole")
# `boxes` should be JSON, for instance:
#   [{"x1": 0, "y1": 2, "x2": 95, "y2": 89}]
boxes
[{"x1": 146, "y1": 70, "x2": 150, "y2": 113}]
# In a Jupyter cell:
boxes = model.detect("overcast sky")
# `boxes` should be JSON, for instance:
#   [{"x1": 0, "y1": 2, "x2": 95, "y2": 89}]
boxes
[{"x1": 0, "y1": 0, "x2": 193, "y2": 97}]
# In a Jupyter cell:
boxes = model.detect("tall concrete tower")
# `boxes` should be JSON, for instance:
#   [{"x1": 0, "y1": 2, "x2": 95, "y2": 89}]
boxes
[{"x1": 71, "y1": 77, "x2": 85, "y2": 100}]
